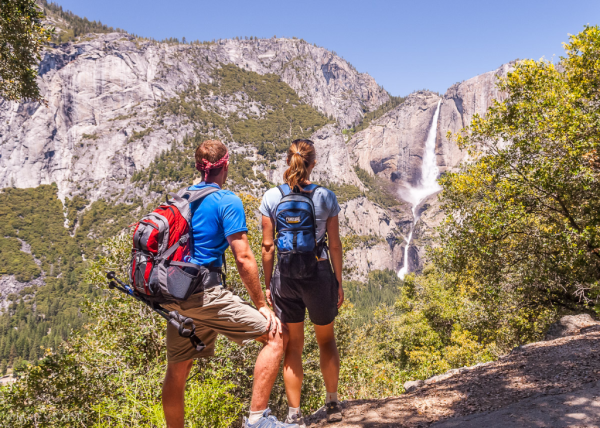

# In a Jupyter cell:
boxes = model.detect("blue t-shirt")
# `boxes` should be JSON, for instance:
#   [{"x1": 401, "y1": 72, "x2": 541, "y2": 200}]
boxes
[{"x1": 188, "y1": 182, "x2": 248, "y2": 267}]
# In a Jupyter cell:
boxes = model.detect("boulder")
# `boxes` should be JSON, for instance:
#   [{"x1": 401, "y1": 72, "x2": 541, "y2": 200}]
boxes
[
  {"x1": 403, "y1": 380, "x2": 424, "y2": 393},
  {"x1": 545, "y1": 314, "x2": 600, "y2": 340}
]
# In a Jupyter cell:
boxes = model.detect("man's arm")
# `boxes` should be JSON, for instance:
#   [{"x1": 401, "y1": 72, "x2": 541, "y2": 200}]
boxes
[{"x1": 227, "y1": 231, "x2": 281, "y2": 332}]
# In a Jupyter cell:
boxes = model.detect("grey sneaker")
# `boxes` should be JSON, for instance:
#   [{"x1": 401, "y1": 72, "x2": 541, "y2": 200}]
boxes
[
  {"x1": 326, "y1": 401, "x2": 343, "y2": 423},
  {"x1": 285, "y1": 412, "x2": 307, "y2": 428},
  {"x1": 244, "y1": 409, "x2": 300, "y2": 428}
]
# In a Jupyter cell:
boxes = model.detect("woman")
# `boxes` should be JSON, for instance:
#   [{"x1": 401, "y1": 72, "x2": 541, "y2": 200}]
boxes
[{"x1": 260, "y1": 139, "x2": 344, "y2": 427}]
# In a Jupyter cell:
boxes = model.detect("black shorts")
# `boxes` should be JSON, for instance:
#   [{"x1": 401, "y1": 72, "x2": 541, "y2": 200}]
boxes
[{"x1": 271, "y1": 259, "x2": 339, "y2": 325}]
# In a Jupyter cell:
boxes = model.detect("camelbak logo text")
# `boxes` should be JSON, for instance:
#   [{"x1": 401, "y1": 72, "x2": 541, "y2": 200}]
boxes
[{"x1": 286, "y1": 216, "x2": 301, "y2": 223}]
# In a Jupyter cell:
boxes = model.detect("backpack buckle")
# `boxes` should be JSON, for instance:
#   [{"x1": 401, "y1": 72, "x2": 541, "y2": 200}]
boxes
[{"x1": 179, "y1": 234, "x2": 189, "y2": 245}]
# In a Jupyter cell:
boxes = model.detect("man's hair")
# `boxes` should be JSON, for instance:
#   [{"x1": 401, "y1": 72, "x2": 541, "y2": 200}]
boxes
[{"x1": 195, "y1": 139, "x2": 228, "y2": 180}]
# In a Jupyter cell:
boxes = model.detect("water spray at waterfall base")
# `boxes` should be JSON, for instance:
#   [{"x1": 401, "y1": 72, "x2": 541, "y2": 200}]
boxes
[{"x1": 398, "y1": 100, "x2": 442, "y2": 280}]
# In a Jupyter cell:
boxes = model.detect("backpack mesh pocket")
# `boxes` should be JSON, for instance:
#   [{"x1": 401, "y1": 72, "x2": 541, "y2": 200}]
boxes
[
  {"x1": 132, "y1": 251, "x2": 154, "y2": 295},
  {"x1": 166, "y1": 265, "x2": 201, "y2": 300},
  {"x1": 278, "y1": 252, "x2": 318, "y2": 279}
]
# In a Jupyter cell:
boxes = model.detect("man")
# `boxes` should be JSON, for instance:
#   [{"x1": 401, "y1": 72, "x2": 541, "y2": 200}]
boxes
[{"x1": 161, "y1": 140, "x2": 297, "y2": 428}]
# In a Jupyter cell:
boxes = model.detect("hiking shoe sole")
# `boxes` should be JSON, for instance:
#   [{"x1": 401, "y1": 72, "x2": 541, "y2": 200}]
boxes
[
  {"x1": 285, "y1": 414, "x2": 306, "y2": 428},
  {"x1": 326, "y1": 401, "x2": 343, "y2": 423}
]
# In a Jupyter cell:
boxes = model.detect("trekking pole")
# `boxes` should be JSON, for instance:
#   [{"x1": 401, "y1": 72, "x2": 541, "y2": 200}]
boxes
[{"x1": 105, "y1": 272, "x2": 206, "y2": 352}]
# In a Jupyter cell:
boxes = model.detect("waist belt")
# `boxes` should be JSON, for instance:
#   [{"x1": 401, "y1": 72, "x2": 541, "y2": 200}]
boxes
[{"x1": 194, "y1": 266, "x2": 223, "y2": 294}]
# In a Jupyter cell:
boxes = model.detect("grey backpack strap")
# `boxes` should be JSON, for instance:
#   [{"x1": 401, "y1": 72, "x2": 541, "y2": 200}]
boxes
[
  {"x1": 170, "y1": 186, "x2": 220, "y2": 220},
  {"x1": 185, "y1": 186, "x2": 221, "y2": 203}
]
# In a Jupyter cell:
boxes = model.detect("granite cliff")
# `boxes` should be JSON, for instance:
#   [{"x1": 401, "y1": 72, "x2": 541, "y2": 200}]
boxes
[
  {"x1": 0, "y1": 33, "x2": 388, "y2": 199},
  {"x1": 0, "y1": 30, "x2": 513, "y2": 289}
]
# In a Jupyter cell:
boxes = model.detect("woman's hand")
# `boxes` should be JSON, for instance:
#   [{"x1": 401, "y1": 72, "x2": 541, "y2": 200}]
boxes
[
  {"x1": 337, "y1": 282, "x2": 344, "y2": 308},
  {"x1": 266, "y1": 287, "x2": 273, "y2": 307}
]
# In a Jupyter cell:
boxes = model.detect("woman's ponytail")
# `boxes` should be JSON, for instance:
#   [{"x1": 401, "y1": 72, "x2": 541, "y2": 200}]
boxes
[{"x1": 283, "y1": 140, "x2": 316, "y2": 189}]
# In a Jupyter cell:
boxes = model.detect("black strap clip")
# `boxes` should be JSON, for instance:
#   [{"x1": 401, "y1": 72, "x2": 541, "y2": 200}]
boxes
[{"x1": 168, "y1": 311, "x2": 205, "y2": 352}]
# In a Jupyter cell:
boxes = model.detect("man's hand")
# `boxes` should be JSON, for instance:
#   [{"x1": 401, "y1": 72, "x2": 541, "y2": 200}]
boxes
[
  {"x1": 337, "y1": 282, "x2": 344, "y2": 309},
  {"x1": 258, "y1": 306, "x2": 282, "y2": 334},
  {"x1": 265, "y1": 288, "x2": 273, "y2": 307}
]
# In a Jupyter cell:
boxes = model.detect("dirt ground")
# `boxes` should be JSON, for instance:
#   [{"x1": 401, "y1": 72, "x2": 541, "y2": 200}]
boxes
[{"x1": 307, "y1": 327, "x2": 600, "y2": 427}]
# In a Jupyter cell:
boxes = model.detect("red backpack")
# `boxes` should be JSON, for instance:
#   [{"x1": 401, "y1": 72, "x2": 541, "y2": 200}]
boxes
[{"x1": 130, "y1": 186, "x2": 220, "y2": 302}]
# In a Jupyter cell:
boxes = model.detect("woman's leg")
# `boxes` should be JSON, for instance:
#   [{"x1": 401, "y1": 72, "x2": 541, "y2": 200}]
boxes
[
  {"x1": 283, "y1": 321, "x2": 305, "y2": 408},
  {"x1": 314, "y1": 321, "x2": 339, "y2": 395}
]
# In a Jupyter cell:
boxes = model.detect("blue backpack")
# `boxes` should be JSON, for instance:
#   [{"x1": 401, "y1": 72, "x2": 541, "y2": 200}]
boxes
[{"x1": 275, "y1": 183, "x2": 321, "y2": 279}]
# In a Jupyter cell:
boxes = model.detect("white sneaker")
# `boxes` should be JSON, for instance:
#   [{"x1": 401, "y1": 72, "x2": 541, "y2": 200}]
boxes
[{"x1": 244, "y1": 409, "x2": 300, "y2": 428}]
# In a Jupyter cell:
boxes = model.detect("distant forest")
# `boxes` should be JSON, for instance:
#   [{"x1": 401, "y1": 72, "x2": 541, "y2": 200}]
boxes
[{"x1": 40, "y1": 0, "x2": 125, "y2": 43}]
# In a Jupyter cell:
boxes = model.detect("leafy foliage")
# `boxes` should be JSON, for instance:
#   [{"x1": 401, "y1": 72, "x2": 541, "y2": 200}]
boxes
[
  {"x1": 438, "y1": 25, "x2": 600, "y2": 313},
  {"x1": 0, "y1": 185, "x2": 86, "y2": 287},
  {"x1": 0, "y1": 0, "x2": 53, "y2": 102}
]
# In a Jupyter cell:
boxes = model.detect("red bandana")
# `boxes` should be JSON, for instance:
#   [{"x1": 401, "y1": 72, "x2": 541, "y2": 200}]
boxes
[{"x1": 196, "y1": 151, "x2": 229, "y2": 173}]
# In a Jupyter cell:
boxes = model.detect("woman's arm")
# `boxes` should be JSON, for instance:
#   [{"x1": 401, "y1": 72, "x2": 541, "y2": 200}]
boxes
[
  {"x1": 326, "y1": 215, "x2": 344, "y2": 308},
  {"x1": 261, "y1": 215, "x2": 276, "y2": 306}
]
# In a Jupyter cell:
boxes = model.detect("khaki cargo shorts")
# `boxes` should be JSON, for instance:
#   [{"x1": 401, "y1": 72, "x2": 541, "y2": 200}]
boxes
[{"x1": 162, "y1": 285, "x2": 268, "y2": 363}]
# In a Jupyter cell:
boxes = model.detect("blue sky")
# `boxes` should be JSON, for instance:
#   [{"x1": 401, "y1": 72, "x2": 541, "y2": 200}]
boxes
[{"x1": 56, "y1": 0, "x2": 599, "y2": 96}]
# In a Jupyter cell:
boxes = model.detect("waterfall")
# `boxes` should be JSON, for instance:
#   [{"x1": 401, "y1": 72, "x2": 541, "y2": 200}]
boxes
[{"x1": 398, "y1": 100, "x2": 442, "y2": 280}]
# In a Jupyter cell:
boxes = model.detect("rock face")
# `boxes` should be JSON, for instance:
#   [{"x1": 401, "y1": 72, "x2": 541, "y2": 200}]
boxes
[
  {"x1": 339, "y1": 64, "x2": 516, "y2": 274},
  {"x1": 0, "y1": 33, "x2": 388, "y2": 200},
  {"x1": 437, "y1": 62, "x2": 515, "y2": 172},
  {"x1": 347, "y1": 91, "x2": 441, "y2": 188},
  {"x1": 218, "y1": 38, "x2": 389, "y2": 128},
  {"x1": 345, "y1": 63, "x2": 515, "y2": 194},
  {"x1": 339, "y1": 197, "x2": 410, "y2": 279}
]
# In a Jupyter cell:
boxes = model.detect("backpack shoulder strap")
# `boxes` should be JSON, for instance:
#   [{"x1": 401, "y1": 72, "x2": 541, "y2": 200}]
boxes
[
  {"x1": 185, "y1": 186, "x2": 220, "y2": 203},
  {"x1": 168, "y1": 186, "x2": 220, "y2": 221},
  {"x1": 277, "y1": 184, "x2": 290, "y2": 197},
  {"x1": 305, "y1": 184, "x2": 320, "y2": 200}
]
